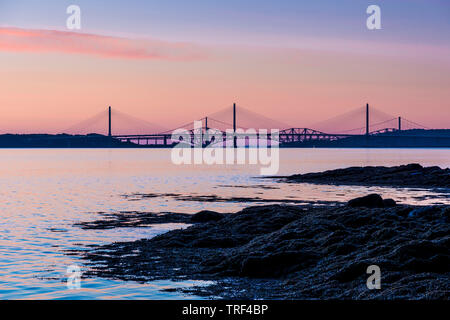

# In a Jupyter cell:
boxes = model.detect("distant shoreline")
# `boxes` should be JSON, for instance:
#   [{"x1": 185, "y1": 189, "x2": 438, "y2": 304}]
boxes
[{"x1": 1, "y1": 129, "x2": 450, "y2": 148}]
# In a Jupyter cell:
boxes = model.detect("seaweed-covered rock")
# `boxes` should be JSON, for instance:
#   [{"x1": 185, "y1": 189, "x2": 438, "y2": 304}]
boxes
[
  {"x1": 346, "y1": 194, "x2": 397, "y2": 208},
  {"x1": 191, "y1": 210, "x2": 224, "y2": 223},
  {"x1": 383, "y1": 198, "x2": 397, "y2": 207},
  {"x1": 348, "y1": 194, "x2": 385, "y2": 208},
  {"x1": 78, "y1": 201, "x2": 450, "y2": 299},
  {"x1": 283, "y1": 164, "x2": 450, "y2": 188}
]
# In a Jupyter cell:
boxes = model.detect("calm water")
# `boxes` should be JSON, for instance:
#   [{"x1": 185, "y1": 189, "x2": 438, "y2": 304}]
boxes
[{"x1": 0, "y1": 148, "x2": 449, "y2": 299}]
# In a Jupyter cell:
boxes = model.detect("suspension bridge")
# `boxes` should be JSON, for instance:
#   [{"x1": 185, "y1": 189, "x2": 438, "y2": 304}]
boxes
[{"x1": 51, "y1": 103, "x2": 447, "y2": 148}]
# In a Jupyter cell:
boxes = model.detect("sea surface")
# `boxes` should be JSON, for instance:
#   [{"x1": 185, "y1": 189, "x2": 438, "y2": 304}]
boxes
[{"x1": 0, "y1": 148, "x2": 449, "y2": 299}]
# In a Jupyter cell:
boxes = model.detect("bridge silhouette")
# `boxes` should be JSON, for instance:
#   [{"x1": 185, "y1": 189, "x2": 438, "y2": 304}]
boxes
[{"x1": 62, "y1": 103, "x2": 431, "y2": 147}]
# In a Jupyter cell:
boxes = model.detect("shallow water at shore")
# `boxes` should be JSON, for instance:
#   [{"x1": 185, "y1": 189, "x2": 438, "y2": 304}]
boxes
[{"x1": 0, "y1": 148, "x2": 449, "y2": 299}]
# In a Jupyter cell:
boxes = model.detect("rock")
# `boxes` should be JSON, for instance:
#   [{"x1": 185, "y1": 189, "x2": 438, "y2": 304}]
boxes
[
  {"x1": 408, "y1": 206, "x2": 437, "y2": 218},
  {"x1": 74, "y1": 211, "x2": 193, "y2": 229},
  {"x1": 78, "y1": 202, "x2": 450, "y2": 300},
  {"x1": 239, "y1": 250, "x2": 319, "y2": 277},
  {"x1": 283, "y1": 163, "x2": 450, "y2": 188},
  {"x1": 346, "y1": 194, "x2": 396, "y2": 208},
  {"x1": 347, "y1": 194, "x2": 384, "y2": 208},
  {"x1": 383, "y1": 198, "x2": 397, "y2": 207},
  {"x1": 191, "y1": 210, "x2": 224, "y2": 223}
]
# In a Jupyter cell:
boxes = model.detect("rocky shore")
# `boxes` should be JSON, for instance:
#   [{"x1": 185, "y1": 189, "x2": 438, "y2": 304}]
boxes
[
  {"x1": 279, "y1": 163, "x2": 450, "y2": 188},
  {"x1": 76, "y1": 194, "x2": 449, "y2": 299}
]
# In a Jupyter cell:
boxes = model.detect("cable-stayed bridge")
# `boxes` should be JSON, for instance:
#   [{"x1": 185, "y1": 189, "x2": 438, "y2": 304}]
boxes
[{"x1": 60, "y1": 103, "x2": 443, "y2": 147}]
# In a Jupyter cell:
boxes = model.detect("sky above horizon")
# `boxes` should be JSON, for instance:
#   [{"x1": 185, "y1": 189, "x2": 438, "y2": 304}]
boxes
[{"x1": 0, "y1": 0, "x2": 449, "y2": 134}]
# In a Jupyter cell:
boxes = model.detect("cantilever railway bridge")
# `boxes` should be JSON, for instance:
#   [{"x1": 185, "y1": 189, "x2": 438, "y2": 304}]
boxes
[{"x1": 112, "y1": 127, "x2": 357, "y2": 146}]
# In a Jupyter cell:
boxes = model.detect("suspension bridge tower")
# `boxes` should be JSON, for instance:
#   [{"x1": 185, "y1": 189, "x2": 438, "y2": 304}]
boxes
[
  {"x1": 108, "y1": 106, "x2": 112, "y2": 137},
  {"x1": 366, "y1": 103, "x2": 369, "y2": 136},
  {"x1": 233, "y1": 102, "x2": 237, "y2": 148}
]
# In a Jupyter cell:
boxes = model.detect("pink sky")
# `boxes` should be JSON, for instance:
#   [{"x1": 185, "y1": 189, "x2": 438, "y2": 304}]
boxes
[{"x1": 0, "y1": 27, "x2": 449, "y2": 134}]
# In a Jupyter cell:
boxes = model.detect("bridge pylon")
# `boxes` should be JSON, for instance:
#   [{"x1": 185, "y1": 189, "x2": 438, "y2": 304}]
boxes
[
  {"x1": 366, "y1": 103, "x2": 369, "y2": 136},
  {"x1": 233, "y1": 103, "x2": 237, "y2": 147},
  {"x1": 108, "y1": 106, "x2": 112, "y2": 137}
]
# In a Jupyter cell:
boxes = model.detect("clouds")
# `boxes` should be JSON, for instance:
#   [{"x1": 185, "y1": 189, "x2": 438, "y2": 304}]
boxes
[{"x1": 0, "y1": 27, "x2": 207, "y2": 61}]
